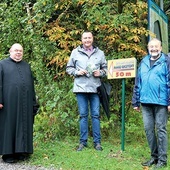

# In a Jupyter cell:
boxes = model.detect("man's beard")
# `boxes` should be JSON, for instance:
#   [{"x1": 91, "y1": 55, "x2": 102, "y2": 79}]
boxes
[{"x1": 149, "y1": 51, "x2": 160, "y2": 59}]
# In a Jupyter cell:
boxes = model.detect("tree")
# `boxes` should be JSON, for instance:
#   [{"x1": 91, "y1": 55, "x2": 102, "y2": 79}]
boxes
[
  {"x1": 0, "y1": 0, "x2": 164, "y2": 141},
  {"x1": 35, "y1": 0, "x2": 149, "y2": 140}
]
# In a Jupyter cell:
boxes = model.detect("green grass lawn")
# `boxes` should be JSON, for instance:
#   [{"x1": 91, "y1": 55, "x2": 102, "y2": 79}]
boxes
[{"x1": 29, "y1": 132, "x2": 170, "y2": 170}]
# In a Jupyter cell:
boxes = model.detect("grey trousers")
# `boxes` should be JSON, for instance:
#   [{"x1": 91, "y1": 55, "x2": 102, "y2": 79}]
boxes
[{"x1": 141, "y1": 104, "x2": 168, "y2": 163}]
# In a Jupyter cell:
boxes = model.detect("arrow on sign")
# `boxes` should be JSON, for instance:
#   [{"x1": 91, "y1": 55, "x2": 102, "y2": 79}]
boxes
[{"x1": 108, "y1": 61, "x2": 114, "y2": 77}]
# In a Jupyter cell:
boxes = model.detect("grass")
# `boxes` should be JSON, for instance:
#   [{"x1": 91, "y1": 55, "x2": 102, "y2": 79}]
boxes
[{"x1": 28, "y1": 129, "x2": 170, "y2": 170}]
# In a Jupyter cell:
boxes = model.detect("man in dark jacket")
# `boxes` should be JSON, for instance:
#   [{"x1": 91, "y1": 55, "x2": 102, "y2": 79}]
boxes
[
  {"x1": 132, "y1": 38, "x2": 170, "y2": 169},
  {"x1": 0, "y1": 43, "x2": 38, "y2": 163}
]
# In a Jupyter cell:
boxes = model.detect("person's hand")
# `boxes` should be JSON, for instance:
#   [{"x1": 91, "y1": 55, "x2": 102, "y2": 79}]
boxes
[
  {"x1": 93, "y1": 70, "x2": 100, "y2": 77},
  {"x1": 168, "y1": 106, "x2": 170, "y2": 112},
  {"x1": 133, "y1": 107, "x2": 140, "y2": 112},
  {"x1": 77, "y1": 69, "x2": 88, "y2": 76},
  {"x1": 0, "y1": 104, "x2": 3, "y2": 109}
]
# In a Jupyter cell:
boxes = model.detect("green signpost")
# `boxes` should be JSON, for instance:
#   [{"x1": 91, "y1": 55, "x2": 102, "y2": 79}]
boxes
[
  {"x1": 108, "y1": 58, "x2": 137, "y2": 151},
  {"x1": 121, "y1": 78, "x2": 125, "y2": 151}
]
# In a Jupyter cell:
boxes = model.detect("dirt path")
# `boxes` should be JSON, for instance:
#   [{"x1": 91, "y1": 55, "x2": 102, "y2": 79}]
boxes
[{"x1": 0, "y1": 158, "x2": 56, "y2": 170}]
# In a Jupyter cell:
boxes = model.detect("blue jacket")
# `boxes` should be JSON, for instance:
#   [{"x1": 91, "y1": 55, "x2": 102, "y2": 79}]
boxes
[{"x1": 132, "y1": 53, "x2": 170, "y2": 107}]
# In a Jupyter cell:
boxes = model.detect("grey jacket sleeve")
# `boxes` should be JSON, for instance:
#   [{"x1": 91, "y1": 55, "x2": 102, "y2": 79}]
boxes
[{"x1": 66, "y1": 49, "x2": 79, "y2": 77}]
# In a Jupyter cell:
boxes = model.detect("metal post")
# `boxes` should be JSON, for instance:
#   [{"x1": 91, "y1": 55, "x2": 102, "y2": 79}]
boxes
[{"x1": 121, "y1": 78, "x2": 125, "y2": 151}]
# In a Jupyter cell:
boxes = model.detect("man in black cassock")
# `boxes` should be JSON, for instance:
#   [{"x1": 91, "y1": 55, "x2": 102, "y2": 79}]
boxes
[{"x1": 0, "y1": 43, "x2": 38, "y2": 163}]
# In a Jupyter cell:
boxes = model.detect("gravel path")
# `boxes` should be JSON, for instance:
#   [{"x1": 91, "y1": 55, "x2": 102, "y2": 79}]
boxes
[{"x1": 0, "y1": 158, "x2": 57, "y2": 170}]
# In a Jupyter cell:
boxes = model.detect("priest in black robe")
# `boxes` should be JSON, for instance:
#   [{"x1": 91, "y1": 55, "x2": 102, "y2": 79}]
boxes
[{"x1": 0, "y1": 43, "x2": 38, "y2": 163}]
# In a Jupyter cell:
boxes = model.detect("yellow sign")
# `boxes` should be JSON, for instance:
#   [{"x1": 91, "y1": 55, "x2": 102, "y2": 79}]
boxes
[{"x1": 108, "y1": 58, "x2": 137, "y2": 79}]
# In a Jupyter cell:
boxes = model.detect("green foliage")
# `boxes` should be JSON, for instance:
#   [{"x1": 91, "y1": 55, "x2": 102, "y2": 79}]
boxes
[
  {"x1": 0, "y1": 0, "x2": 149, "y2": 141},
  {"x1": 0, "y1": 0, "x2": 169, "y2": 143},
  {"x1": 0, "y1": 1, "x2": 170, "y2": 169},
  {"x1": 35, "y1": 0, "x2": 149, "y2": 141},
  {"x1": 34, "y1": 76, "x2": 80, "y2": 141}
]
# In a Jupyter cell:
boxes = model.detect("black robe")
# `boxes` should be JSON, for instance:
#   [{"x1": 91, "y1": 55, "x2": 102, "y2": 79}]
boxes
[{"x1": 0, "y1": 57, "x2": 36, "y2": 155}]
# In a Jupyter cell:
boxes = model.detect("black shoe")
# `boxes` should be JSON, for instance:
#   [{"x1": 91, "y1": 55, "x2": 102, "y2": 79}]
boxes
[
  {"x1": 153, "y1": 162, "x2": 167, "y2": 169},
  {"x1": 2, "y1": 154, "x2": 17, "y2": 163},
  {"x1": 94, "y1": 143, "x2": 103, "y2": 151},
  {"x1": 14, "y1": 153, "x2": 30, "y2": 161},
  {"x1": 141, "y1": 158, "x2": 157, "y2": 167},
  {"x1": 77, "y1": 143, "x2": 86, "y2": 151}
]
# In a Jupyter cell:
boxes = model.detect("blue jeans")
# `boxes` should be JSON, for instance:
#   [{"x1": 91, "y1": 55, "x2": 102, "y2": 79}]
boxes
[
  {"x1": 141, "y1": 104, "x2": 168, "y2": 163},
  {"x1": 76, "y1": 93, "x2": 101, "y2": 146}
]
